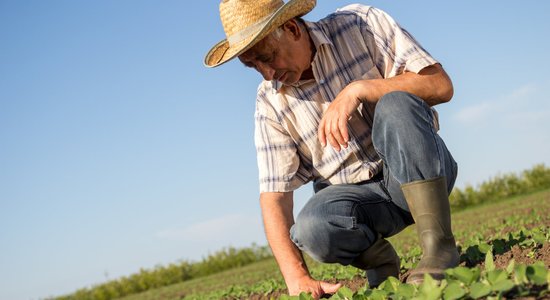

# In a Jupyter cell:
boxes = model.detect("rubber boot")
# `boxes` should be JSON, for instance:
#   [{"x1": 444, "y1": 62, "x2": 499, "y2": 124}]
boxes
[
  {"x1": 351, "y1": 237, "x2": 400, "y2": 288},
  {"x1": 401, "y1": 176, "x2": 459, "y2": 284}
]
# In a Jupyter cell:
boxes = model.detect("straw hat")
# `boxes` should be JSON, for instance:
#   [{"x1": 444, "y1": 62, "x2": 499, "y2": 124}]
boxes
[{"x1": 204, "y1": 0, "x2": 316, "y2": 68}]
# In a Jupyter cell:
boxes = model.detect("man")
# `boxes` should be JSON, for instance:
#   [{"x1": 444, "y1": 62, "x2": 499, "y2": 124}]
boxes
[{"x1": 205, "y1": 0, "x2": 459, "y2": 298}]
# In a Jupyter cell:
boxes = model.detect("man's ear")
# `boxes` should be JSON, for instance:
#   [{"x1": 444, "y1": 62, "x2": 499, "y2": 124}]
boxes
[{"x1": 282, "y1": 19, "x2": 301, "y2": 41}]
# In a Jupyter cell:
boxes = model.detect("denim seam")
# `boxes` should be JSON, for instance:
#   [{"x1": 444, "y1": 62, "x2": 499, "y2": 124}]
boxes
[
  {"x1": 350, "y1": 202, "x2": 358, "y2": 229},
  {"x1": 424, "y1": 106, "x2": 443, "y2": 178},
  {"x1": 378, "y1": 171, "x2": 392, "y2": 201},
  {"x1": 412, "y1": 94, "x2": 444, "y2": 178}
]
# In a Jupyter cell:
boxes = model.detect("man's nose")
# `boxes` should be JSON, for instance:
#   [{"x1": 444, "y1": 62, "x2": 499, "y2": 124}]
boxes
[{"x1": 256, "y1": 62, "x2": 275, "y2": 81}]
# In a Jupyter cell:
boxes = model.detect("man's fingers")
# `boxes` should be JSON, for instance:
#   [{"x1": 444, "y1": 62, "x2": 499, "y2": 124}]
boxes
[
  {"x1": 290, "y1": 279, "x2": 342, "y2": 299},
  {"x1": 337, "y1": 115, "x2": 349, "y2": 148},
  {"x1": 329, "y1": 117, "x2": 346, "y2": 149},
  {"x1": 326, "y1": 132, "x2": 340, "y2": 151},
  {"x1": 320, "y1": 281, "x2": 343, "y2": 294},
  {"x1": 319, "y1": 110, "x2": 351, "y2": 151},
  {"x1": 323, "y1": 116, "x2": 338, "y2": 150},
  {"x1": 318, "y1": 117, "x2": 327, "y2": 147}
]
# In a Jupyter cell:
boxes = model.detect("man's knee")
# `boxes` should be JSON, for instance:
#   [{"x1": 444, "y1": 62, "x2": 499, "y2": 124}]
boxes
[
  {"x1": 372, "y1": 91, "x2": 429, "y2": 147},
  {"x1": 375, "y1": 91, "x2": 424, "y2": 124},
  {"x1": 290, "y1": 212, "x2": 341, "y2": 263},
  {"x1": 290, "y1": 207, "x2": 376, "y2": 264}
]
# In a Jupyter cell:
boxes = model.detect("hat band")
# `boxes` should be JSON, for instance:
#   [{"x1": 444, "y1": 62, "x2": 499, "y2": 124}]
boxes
[{"x1": 226, "y1": 13, "x2": 273, "y2": 46}]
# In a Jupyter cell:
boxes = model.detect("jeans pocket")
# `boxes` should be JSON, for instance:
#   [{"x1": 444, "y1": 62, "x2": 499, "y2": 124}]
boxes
[{"x1": 328, "y1": 215, "x2": 357, "y2": 230}]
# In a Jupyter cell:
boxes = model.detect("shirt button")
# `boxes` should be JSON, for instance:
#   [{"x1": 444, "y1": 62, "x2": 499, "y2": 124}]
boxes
[{"x1": 319, "y1": 79, "x2": 325, "y2": 84}]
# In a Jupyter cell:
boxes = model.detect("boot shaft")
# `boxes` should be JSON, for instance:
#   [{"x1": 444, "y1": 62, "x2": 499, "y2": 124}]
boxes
[{"x1": 401, "y1": 176, "x2": 459, "y2": 283}]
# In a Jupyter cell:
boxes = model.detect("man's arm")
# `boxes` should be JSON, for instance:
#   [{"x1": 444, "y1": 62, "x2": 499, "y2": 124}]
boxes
[
  {"x1": 260, "y1": 191, "x2": 341, "y2": 298},
  {"x1": 318, "y1": 63, "x2": 453, "y2": 150},
  {"x1": 357, "y1": 63, "x2": 454, "y2": 106}
]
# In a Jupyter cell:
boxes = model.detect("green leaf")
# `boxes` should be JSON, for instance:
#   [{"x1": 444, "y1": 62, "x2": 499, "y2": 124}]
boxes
[
  {"x1": 466, "y1": 247, "x2": 484, "y2": 263},
  {"x1": 352, "y1": 294, "x2": 367, "y2": 300},
  {"x1": 396, "y1": 283, "x2": 416, "y2": 298},
  {"x1": 492, "y1": 239, "x2": 507, "y2": 254},
  {"x1": 426, "y1": 288, "x2": 443, "y2": 300},
  {"x1": 469, "y1": 282, "x2": 491, "y2": 299},
  {"x1": 380, "y1": 276, "x2": 400, "y2": 293},
  {"x1": 486, "y1": 269, "x2": 507, "y2": 285},
  {"x1": 443, "y1": 281, "x2": 466, "y2": 300},
  {"x1": 532, "y1": 231, "x2": 546, "y2": 244},
  {"x1": 514, "y1": 264, "x2": 528, "y2": 284},
  {"x1": 336, "y1": 286, "x2": 354, "y2": 299},
  {"x1": 472, "y1": 267, "x2": 481, "y2": 282},
  {"x1": 451, "y1": 267, "x2": 476, "y2": 285},
  {"x1": 484, "y1": 247, "x2": 495, "y2": 272},
  {"x1": 418, "y1": 274, "x2": 443, "y2": 300},
  {"x1": 367, "y1": 289, "x2": 388, "y2": 300},
  {"x1": 526, "y1": 264, "x2": 548, "y2": 285},
  {"x1": 490, "y1": 279, "x2": 515, "y2": 292},
  {"x1": 506, "y1": 259, "x2": 515, "y2": 274},
  {"x1": 298, "y1": 292, "x2": 313, "y2": 300},
  {"x1": 478, "y1": 242, "x2": 492, "y2": 254}
]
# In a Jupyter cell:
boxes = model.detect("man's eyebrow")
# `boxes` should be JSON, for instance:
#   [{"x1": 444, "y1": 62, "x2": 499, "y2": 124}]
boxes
[
  {"x1": 255, "y1": 51, "x2": 273, "y2": 61},
  {"x1": 238, "y1": 55, "x2": 253, "y2": 68},
  {"x1": 239, "y1": 59, "x2": 254, "y2": 68}
]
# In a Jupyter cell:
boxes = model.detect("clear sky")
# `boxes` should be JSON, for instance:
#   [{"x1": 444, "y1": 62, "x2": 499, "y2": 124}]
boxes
[{"x1": 1, "y1": 1, "x2": 549, "y2": 299}]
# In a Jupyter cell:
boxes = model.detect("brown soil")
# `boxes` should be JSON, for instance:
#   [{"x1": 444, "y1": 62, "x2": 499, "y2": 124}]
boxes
[
  {"x1": 245, "y1": 291, "x2": 286, "y2": 300},
  {"x1": 490, "y1": 243, "x2": 550, "y2": 269},
  {"x1": 244, "y1": 240, "x2": 550, "y2": 299},
  {"x1": 241, "y1": 192, "x2": 550, "y2": 299},
  {"x1": 236, "y1": 276, "x2": 369, "y2": 300},
  {"x1": 243, "y1": 243, "x2": 550, "y2": 299}
]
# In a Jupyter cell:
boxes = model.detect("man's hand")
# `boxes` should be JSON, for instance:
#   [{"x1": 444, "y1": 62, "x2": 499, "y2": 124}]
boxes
[
  {"x1": 260, "y1": 192, "x2": 343, "y2": 298},
  {"x1": 318, "y1": 64, "x2": 454, "y2": 151},
  {"x1": 318, "y1": 81, "x2": 366, "y2": 151},
  {"x1": 288, "y1": 275, "x2": 343, "y2": 299}
]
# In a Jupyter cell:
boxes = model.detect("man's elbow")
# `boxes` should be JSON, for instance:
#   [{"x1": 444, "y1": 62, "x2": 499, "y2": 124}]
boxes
[
  {"x1": 433, "y1": 66, "x2": 454, "y2": 103},
  {"x1": 438, "y1": 79, "x2": 454, "y2": 103},
  {"x1": 419, "y1": 64, "x2": 454, "y2": 104}
]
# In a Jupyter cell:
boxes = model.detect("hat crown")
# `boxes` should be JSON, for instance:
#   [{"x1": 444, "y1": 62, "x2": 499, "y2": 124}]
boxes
[
  {"x1": 205, "y1": 0, "x2": 315, "y2": 67},
  {"x1": 220, "y1": 0, "x2": 284, "y2": 38}
]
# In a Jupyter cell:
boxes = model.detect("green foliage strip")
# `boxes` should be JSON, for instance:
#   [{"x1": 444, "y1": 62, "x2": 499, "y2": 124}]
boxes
[
  {"x1": 52, "y1": 245, "x2": 271, "y2": 300},
  {"x1": 449, "y1": 164, "x2": 550, "y2": 210},
  {"x1": 281, "y1": 258, "x2": 550, "y2": 300}
]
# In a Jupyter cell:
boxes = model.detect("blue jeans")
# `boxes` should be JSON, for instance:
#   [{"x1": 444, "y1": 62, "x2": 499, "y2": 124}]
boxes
[{"x1": 290, "y1": 91, "x2": 458, "y2": 265}]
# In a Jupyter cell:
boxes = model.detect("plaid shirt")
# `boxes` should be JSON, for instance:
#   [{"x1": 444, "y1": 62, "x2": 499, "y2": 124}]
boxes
[{"x1": 254, "y1": 4, "x2": 438, "y2": 193}]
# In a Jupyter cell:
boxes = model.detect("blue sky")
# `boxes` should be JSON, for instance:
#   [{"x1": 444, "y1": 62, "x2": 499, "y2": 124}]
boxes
[{"x1": 1, "y1": 1, "x2": 549, "y2": 299}]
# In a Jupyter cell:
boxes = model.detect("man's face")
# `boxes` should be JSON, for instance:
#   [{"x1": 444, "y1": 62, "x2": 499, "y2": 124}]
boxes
[{"x1": 238, "y1": 22, "x2": 311, "y2": 85}]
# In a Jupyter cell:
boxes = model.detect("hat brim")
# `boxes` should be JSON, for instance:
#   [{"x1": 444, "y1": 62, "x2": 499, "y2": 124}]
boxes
[{"x1": 204, "y1": 0, "x2": 316, "y2": 68}]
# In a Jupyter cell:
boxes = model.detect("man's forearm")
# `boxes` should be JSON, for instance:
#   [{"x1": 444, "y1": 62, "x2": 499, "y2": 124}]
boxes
[
  {"x1": 260, "y1": 192, "x2": 310, "y2": 288},
  {"x1": 355, "y1": 63, "x2": 454, "y2": 106}
]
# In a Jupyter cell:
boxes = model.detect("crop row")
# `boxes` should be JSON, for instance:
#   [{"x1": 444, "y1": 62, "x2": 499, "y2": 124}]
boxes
[
  {"x1": 54, "y1": 164, "x2": 550, "y2": 300},
  {"x1": 183, "y1": 230, "x2": 549, "y2": 299},
  {"x1": 283, "y1": 255, "x2": 549, "y2": 300},
  {"x1": 184, "y1": 190, "x2": 550, "y2": 299}
]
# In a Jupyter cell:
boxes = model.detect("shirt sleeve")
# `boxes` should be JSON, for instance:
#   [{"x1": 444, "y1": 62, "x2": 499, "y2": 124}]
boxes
[
  {"x1": 254, "y1": 86, "x2": 307, "y2": 193},
  {"x1": 358, "y1": 7, "x2": 442, "y2": 129},
  {"x1": 343, "y1": 5, "x2": 438, "y2": 78}
]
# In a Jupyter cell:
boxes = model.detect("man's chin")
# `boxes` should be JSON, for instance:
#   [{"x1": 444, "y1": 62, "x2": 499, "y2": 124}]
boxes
[{"x1": 279, "y1": 73, "x2": 299, "y2": 85}]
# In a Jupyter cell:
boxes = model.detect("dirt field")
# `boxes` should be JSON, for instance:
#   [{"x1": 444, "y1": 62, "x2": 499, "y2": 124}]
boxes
[{"x1": 254, "y1": 190, "x2": 550, "y2": 299}]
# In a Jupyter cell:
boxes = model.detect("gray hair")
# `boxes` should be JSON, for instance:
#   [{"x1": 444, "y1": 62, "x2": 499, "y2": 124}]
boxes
[
  {"x1": 270, "y1": 17, "x2": 305, "y2": 41},
  {"x1": 271, "y1": 26, "x2": 284, "y2": 40}
]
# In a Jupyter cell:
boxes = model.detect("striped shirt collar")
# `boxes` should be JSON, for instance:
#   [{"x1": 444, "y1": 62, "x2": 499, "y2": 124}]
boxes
[{"x1": 272, "y1": 20, "x2": 333, "y2": 92}]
